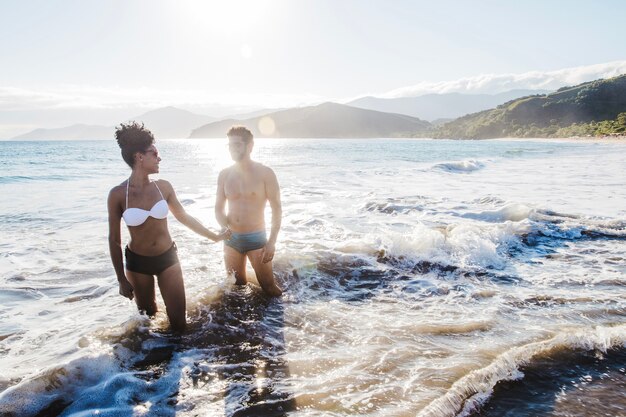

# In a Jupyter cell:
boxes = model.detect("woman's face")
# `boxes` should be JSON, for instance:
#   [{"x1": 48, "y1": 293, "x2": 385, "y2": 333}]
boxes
[{"x1": 136, "y1": 145, "x2": 161, "y2": 173}]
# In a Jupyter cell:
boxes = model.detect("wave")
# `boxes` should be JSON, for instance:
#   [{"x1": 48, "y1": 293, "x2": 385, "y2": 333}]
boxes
[
  {"x1": 416, "y1": 324, "x2": 626, "y2": 417},
  {"x1": 473, "y1": 347, "x2": 626, "y2": 416},
  {"x1": 363, "y1": 200, "x2": 425, "y2": 215},
  {"x1": 289, "y1": 205, "x2": 624, "y2": 295},
  {"x1": 433, "y1": 160, "x2": 485, "y2": 173},
  {"x1": 0, "y1": 352, "x2": 126, "y2": 417},
  {"x1": 461, "y1": 203, "x2": 534, "y2": 223},
  {"x1": 0, "y1": 174, "x2": 81, "y2": 184},
  {"x1": 472, "y1": 196, "x2": 506, "y2": 206},
  {"x1": 458, "y1": 205, "x2": 625, "y2": 245},
  {"x1": 525, "y1": 210, "x2": 626, "y2": 242},
  {"x1": 362, "y1": 196, "x2": 432, "y2": 215},
  {"x1": 0, "y1": 288, "x2": 295, "y2": 417},
  {"x1": 376, "y1": 223, "x2": 524, "y2": 271}
]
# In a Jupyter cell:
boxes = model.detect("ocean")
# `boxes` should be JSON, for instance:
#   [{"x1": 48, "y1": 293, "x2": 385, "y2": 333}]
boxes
[{"x1": 0, "y1": 138, "x2": 624, "y2": 417}]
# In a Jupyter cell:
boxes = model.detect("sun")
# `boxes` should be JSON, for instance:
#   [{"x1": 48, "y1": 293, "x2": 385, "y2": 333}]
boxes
[{"x1": 174, "y1": 1, "x2": 270, "y2": 37}]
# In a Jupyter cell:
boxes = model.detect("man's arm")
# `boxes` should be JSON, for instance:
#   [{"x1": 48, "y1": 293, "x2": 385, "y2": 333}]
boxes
[
  {"x1": 161, "y1": 180, "x2": 229, "y2": 242},
  {"x1": 215, "y1": 170, "x2": 229, "y2": 230},
  {"x1": 107, "y1": 188, "x2": 134, "y2": 299},
  {"x1": 262, "y1": 168, "x2": 282, "y2": 263}
]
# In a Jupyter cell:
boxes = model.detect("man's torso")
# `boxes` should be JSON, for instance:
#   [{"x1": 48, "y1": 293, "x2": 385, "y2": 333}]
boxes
[{"x1": 223, "y1": 163, "x2": 268, "y2": 233}]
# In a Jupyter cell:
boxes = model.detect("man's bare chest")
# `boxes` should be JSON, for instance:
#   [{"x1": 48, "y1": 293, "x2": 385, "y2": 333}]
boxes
[{"x1": 224, "y1": 176, "x2": 265, "y2": 201}]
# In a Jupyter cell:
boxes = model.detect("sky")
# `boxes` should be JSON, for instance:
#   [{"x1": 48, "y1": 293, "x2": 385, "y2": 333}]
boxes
[{"x1": 1, "y1": 0, "x2": 626, "y2": 136}]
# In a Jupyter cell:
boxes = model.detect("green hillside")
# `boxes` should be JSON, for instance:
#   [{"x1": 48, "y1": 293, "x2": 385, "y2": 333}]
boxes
[{"x1": 434, "y1": 75, "x2": 626, "y2": 139}]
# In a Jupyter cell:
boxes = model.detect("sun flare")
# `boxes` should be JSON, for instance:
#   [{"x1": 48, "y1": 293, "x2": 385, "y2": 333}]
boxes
[{"x1": 175, "y1": 1, "x2": 270, "y2": 36}]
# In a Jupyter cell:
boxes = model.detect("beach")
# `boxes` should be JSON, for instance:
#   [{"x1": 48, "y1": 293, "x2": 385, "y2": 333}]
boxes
[{"x1": 1, "y1": 138, "x2": 625, "y2": 417}]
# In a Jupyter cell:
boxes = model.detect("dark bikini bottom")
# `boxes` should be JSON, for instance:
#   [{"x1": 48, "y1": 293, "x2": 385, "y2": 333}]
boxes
[{"x1": 125, "y1": 242, "x2": 179, "y2": 276}]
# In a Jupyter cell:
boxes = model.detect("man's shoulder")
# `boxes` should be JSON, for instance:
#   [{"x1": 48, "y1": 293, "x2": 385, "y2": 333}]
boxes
[
  {"x1": 218, "y1": 165, "x2": 235, "y2": 177},
  {"x1": 254, "y1": 162, "x2": 275, "y2": 175}
]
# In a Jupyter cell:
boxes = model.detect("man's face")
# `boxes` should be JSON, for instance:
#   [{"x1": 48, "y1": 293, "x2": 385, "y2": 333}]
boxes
[{"x1": 228, "y1": 135, "x2": 248, "y2": 161}]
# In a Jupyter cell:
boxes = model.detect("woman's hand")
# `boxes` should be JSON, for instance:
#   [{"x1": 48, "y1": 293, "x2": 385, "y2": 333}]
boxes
[
  {"x1": 214, "y1": 228, "x2": 232, "y2": 242},
  {"x1": 118, "y1": 278, "x2": 134, "y2": 300}
]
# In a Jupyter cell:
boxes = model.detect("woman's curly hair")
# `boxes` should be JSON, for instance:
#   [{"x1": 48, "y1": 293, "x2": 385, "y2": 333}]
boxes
[{"x1": 115, "y1": 121, "x2": 155, "y2": 168}]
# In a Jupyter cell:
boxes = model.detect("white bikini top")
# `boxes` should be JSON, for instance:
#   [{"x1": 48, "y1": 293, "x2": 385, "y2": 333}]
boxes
[{"x1": 122, "y1": 179, "x2": 169, "y2": 227}]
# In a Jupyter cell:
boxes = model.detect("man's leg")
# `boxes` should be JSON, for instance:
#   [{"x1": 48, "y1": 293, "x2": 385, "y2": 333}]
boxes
[
  {"x1": 224, "y1": 244, "x2": 248, "y2": 285},
  {"x1": 156, "y1": 262, "x2": 186, "y2": 333},
  {"x1": 248, "y1": 248, "x2": 282, "y2": 297}
]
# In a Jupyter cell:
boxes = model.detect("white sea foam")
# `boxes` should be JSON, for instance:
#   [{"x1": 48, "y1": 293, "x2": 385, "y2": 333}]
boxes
[
  {"x1": 378, "y1": 220, "x2": 526, "y2": 270},
  {"x1": 417, "y1": 325, "x2": 626, "y2": 417},
  {"x1": 461, "y1": 203, "x2": 534, "y2": 222},
  {"x1": 0, "y1": 352, "x2": 124, "y2": 417},
  {"x1": 433, "y1": 159, "x2": 486, "y2": 173},
  {"x1": 1, "y1": 139, "x2": 625, "y2": 416}
]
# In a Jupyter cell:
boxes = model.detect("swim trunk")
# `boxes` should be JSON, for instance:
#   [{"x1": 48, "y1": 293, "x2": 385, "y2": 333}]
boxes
[
  {"x1": 125, "y1": 242, "x2": 179, "y2": 276},
  {"x1": 224, "y1": 230, "x2": 267, "y2": 254}
]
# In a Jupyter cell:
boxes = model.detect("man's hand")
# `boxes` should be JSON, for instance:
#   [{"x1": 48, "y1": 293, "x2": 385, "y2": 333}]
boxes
[
  {"x1": 118, "y1": 278, "x2": 134, "y2": 300},
  {"x1": 216, "y1": 228, "x2": 232, "y2": 242},
  {"x1": 262, "y1": 242, "x2": 275, "y2": 263}
]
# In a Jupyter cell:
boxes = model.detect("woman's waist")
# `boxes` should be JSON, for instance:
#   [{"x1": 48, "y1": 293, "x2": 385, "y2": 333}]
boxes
[{"x1": 127, "y1": 234, "x2": 173, "y2": 256}]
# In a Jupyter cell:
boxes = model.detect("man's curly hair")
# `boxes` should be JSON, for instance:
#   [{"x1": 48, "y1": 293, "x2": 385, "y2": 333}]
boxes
[
  {"x1": 226, "y1": 125, "x2": 253, "y2": 143},
  {"x1": 115, "y1": 121, "x2": 155, "y2": 168}
]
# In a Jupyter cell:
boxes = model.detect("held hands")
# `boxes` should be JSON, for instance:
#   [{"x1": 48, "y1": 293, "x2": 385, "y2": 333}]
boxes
[
  {"x1": 118, "y1": 278, "x2": 134, "y2": 300},
  {"x1": 262, "y1": 241, "x2": 275, "y2": 263},
  {"x1": 214, "y1": 228, "x2": 232, "y2": 242}
]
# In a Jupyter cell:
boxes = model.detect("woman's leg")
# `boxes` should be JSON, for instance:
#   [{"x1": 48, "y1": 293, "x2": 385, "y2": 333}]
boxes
[
  {"x1": 156, "y1": 262, "x2": 187, "y2": 333},
  {"x1": 125, "y1": 271, "x2": 158, "y2": 316}
]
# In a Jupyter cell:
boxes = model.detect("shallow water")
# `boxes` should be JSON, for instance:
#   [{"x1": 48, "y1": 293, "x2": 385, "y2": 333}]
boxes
[{"x1": 0, "y1": 138, "x2": 625, "y2": 416}]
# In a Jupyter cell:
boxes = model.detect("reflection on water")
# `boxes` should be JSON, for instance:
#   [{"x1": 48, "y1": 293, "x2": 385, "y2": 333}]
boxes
[
  {"x1": 107, "y1": 285, "x2": 296, "y2": 417},
  {"x1": 1, "y1": 139, "x2": 626, "y2": 416},
  {"x1": 184, "y1": 285, "x2": 295, "y2": 416}
]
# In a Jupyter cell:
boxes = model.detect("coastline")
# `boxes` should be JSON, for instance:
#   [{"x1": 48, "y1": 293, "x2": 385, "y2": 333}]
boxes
[{"x1": 489, "y1": 136, "x2": 626, "y2": 144}]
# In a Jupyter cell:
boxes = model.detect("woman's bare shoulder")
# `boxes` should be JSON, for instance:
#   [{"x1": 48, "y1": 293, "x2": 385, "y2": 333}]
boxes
[
  {"x1": 155, "y1": 178, "x2": 174, "y2": 192},
  {"x1": 108, "y1": 182, "x2": 127, "y2": 200},
  {"x1": 107, "y1": 183, "x2": 127, "y2": 214},
  {"x1": 109, "y1": 180, "x2": 126, "y2": 194}
]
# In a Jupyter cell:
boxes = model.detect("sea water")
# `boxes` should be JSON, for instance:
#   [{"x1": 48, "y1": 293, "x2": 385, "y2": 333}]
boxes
[{"x1": 0, "y1": 138, "x2": 624, "y2": 417}]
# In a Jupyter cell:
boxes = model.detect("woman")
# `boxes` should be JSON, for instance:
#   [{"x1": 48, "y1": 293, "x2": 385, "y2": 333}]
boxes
[{"x1": 107, "y1": 121, "x2": 228, "y2": 333}]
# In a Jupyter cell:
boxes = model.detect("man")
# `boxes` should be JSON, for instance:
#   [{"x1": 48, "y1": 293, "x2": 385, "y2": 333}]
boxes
[{"x1": 215, "y1": 125, "x2": 283, "y2": 297}]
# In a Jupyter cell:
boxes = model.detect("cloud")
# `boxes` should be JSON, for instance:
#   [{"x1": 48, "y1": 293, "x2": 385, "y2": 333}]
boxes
[
  {"x1": 381, "y1": 60, "x2": 626, "y2": 97},
  {"x1": 1, "y1": 61, "x2": 625, "y2": 113},
  {"x1": 0, "y1": 85, "x2": 322, "y2": 112}
]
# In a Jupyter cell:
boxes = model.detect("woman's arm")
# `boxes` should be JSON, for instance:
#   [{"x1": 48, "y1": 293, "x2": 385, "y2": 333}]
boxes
[
  {"x1": 215, "y1": 170, "x2": 229, "y2": 229},
  {"x1": 160, "y1": 180, "x2": 230, "y2": 242},
  {"x1": 107, "y1": 188, "x2": 134, "y2": 299}
]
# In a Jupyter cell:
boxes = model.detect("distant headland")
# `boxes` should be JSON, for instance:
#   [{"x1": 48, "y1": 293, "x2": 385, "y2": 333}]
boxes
[{"x1": 8, "y1": 75, "x2": 626, "y2": 141}]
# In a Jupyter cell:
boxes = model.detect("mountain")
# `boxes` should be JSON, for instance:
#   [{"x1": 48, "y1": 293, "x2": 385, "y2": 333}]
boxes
[
  {"x1": 348, "y1": 90, "x2": 549, "y2": 121},
  {"x1": 132, "y1": 106, "x2": 215, "y2": 138},
  {"x1": 225, "y1": 108, "x2": 284, "y2": 120},
  {"x1": 12, "y1": 124, "x2": 113, "y2": 140},
  {"x1": 11, "y1": 106, "x2": 216, "y2": 140},
  {"x1": 189, "y1": 102, "x2": 432, "y2": 138},
  {"x1": 435, "y1": 75, "x2": 626, "y2": 139}
]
